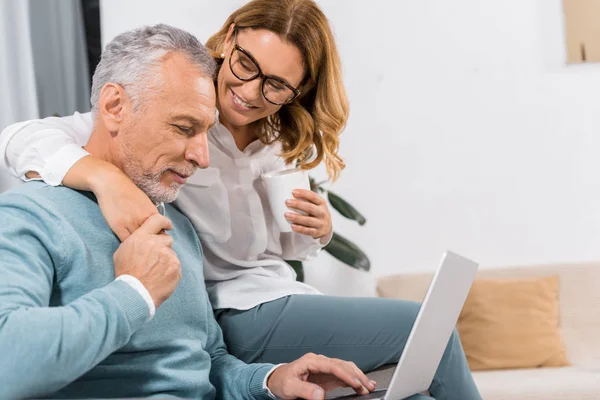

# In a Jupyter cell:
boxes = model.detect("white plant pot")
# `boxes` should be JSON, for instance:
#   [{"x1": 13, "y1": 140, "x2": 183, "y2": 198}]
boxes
[{"x1": 303, "y1": 251, "x2": 376, "y2": 297}]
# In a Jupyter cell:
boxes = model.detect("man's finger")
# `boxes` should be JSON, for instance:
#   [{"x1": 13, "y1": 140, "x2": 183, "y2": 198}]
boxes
[
  {"x1": 329, "y1": 365, "x2": 370, "y2": 395},
  {"x1": 305, "y1": 358, "x2": 370, "y2": 395},
  {"x1": 137, "y1": 214, "x2": 173, "y2": 235},
  {"x1": 151, "y1": 233, "x2": 174, "y2": 248},
  {"x1": 348, "y1": 362, "x2": 376, "y2": 392},
  {"x1": 287, "y1": 379, "x2": 326, "y2": 400}
]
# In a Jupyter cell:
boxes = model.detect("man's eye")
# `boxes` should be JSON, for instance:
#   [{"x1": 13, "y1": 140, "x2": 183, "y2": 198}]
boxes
[{"x1": 176, "y1": 125, "x2": 192, "y2": 134}]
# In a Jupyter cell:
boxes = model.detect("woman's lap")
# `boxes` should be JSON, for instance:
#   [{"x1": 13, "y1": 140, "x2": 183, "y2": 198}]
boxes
[{"x1": 216, "y1": 294, "x2": 421, "y2": 371}]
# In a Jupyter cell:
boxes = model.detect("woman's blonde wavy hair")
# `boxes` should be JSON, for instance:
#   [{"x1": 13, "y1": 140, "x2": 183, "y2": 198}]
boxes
[{"x1": 206, "y1": 0, "x2": 348, "y2": 181}]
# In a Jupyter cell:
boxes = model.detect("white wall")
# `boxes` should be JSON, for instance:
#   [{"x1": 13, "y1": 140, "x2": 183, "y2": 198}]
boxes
[
  {"x1": 0, "y1": 0, "x2": 36, "y2": 193},
  {"x1": 100, "y1": 0, "x2": 600, "y2": 293}
]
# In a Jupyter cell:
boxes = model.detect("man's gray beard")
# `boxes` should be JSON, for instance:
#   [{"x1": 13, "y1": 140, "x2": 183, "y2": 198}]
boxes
[
  {"x1": 120, "y1": 143, "x2": 182, "y2": 204},
  {"x1": 126, "y1": 165, "x2": 182, "y2": 204}
]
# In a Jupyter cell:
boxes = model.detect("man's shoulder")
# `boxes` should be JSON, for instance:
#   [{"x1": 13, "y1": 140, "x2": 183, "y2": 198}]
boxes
[
  {"x1": 0, "y1": 182, "x2": 108, "y2": 253},
  {"x1": 165, "y1": 203, "x2": 196, "y2": 232},
  {"x1": 2, "y1": 181, "x2": 85, "y2": 200},
  {"x1": 0, "y1": 181, "x2": 94, "y2": 216},
  {"x1": 164, "y1": 203, "x2": 202, "y2": 246}
]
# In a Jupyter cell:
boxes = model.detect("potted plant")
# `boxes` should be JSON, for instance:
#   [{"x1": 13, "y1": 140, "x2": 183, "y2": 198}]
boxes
[{"x1": 286, "y1": 178, "x2": 370, "y2": 282}]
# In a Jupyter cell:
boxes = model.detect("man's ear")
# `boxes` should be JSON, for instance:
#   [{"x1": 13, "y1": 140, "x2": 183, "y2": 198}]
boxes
[{"x1": 98, "y1": 83, "x2": 128, "y2": 133}]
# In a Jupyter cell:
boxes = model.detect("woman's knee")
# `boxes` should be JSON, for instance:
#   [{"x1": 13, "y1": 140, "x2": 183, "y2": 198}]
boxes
[
  {"x1": 387, "y1": 299, "x2": 421, "y2": 322},
  {"x1": 445, "y1": 328, "x2": 465, "y2": 357}
]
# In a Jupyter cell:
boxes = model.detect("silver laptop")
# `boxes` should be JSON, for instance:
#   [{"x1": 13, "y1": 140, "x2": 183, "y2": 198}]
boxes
[{"x1": 333, "y1": 251, "x2": 479, "y2": 400}]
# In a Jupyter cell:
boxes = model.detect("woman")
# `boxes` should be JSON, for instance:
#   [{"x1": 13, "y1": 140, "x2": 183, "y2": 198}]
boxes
[{"x1": 0, "y1": 1, "x2": 481, "y2": 398}]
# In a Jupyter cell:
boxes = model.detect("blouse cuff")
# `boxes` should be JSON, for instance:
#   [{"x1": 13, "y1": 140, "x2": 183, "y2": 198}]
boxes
[{"x1": 39, "y1": 143, "x2": 90, "y2": 186}]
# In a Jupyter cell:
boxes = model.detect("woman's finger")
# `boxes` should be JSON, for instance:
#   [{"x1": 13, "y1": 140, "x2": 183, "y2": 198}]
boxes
[
  {"x1": 292, "y1": 189, "x2": 325, "y2": 205},
  {"x1": 285, "y1": 212, "x2": 321, "y2": 228},
  {"x1": 285, "y1": 199, "x2": 322, "y2": 217},
  {"x1": 291, "y1": 224, "x2": 319, "y2": 238},
  {"x1": 113, "y1": 226, "x2": 132, "y2": 242}
]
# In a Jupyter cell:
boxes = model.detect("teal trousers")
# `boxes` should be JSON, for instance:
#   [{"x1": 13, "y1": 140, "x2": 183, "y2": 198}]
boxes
[{"x1": 216, "y1": 295, "x2": 481, "y2": 400}]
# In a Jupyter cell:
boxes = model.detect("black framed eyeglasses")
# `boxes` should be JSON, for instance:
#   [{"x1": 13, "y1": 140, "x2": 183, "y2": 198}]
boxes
[{"x1": 228, "y1": 41, "x2": 301, "y2": 106}]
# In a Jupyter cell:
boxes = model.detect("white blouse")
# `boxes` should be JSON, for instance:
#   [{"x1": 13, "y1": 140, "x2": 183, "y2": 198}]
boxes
[{"x1": 0, "y1": 112, "x2": 324, "y2": 310}]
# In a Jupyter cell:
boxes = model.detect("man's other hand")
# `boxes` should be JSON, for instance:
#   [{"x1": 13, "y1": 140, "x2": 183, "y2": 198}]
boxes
[
  {"x1": 113, "y1": 214, "x2": 181, "y2": 308},
  {"x1": 267, "y1": 353, "x2": 377, "y2": 400}
]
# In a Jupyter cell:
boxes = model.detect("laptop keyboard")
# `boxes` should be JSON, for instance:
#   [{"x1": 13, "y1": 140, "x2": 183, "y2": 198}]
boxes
[{"x1": 331, "y1": 389, "x2": 387, "y2": 399}]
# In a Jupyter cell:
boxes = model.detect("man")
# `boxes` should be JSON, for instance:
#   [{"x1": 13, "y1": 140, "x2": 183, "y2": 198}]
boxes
[{"x1": 0, "y1": 24, "x2": 374, "y2": 400}]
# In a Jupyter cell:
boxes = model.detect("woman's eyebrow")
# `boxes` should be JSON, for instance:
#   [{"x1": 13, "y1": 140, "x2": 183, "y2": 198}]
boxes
[{"x1": 237, "y1": 43, "x2": 297, "y2": 86}]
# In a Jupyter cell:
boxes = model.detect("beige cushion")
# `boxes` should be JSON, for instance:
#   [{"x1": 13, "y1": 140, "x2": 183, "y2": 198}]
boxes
[
  {"x1": 457, "y1": 276, "x2": 569, "y2": 371},
  {"x1": 377, "y1": 262, "x2": 600, "y2": 367},
  {"x1": 329, "y1": 365, "x2": 600, "y2": 400},
  {"x1": 473, "y1": 366, "x2": 600, "y2": 400}
]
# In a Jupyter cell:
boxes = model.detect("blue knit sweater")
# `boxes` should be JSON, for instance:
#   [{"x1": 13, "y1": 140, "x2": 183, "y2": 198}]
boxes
[{"x1": 0, "y1": 182, "x2": 273, "y2": 399}]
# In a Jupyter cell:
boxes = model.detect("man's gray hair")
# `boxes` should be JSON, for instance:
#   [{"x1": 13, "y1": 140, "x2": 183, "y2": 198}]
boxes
[{"x1": 90, "y1": 24, "x2": 216, "y2": 113}]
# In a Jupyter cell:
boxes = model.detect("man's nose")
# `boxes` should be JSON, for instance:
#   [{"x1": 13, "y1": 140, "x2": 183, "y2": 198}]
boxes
[{"x1": 185, "y1": 133, "x2": 210, "y2": 169}]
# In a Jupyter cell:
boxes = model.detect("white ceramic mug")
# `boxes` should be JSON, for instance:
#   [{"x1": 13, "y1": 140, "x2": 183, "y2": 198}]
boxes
[{"x1": 262, "y1": 168, "x2": 310, "y2": 232}]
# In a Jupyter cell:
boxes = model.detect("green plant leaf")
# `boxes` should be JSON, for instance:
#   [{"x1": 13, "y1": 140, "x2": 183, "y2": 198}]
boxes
[
  {"x1": 309, "y1": 176, "x2": 327, "y2": 193},
  {"x1": 328, "y1": 191, "x2": 367, "y2": 225},
  {"x1": 324, "y1": 232, "x2": 371, "y2": 271},
  {"x1": 285, "y1": 260, "x2": 304, "y2": 282}
]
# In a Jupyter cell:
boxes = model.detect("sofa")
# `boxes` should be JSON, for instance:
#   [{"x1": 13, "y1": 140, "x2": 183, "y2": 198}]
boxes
[{"x1": 371, "y1": 261, "x2": 600, "y2": 400}]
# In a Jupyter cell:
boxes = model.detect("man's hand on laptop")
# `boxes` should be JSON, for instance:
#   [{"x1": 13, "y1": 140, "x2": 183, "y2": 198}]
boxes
[
  {"x1": 113, "y1": 214, "x2": 181, "y2": 308},
  {"x1": 267, "y1": 353, "x2": 376, "y2": 400}
]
